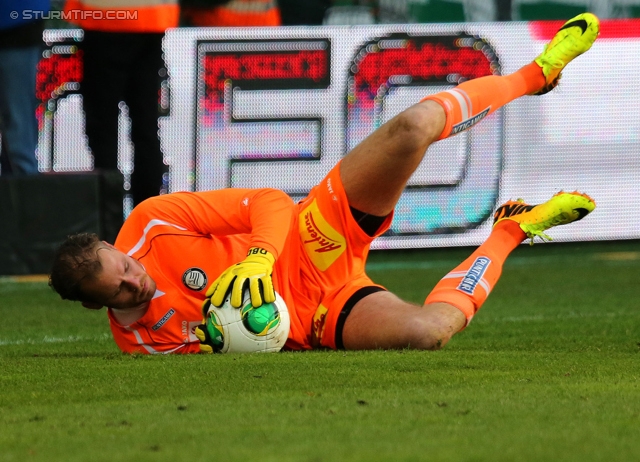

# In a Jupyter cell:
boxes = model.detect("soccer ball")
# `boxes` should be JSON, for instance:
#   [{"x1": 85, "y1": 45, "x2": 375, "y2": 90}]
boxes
[{"x1": 202, "y1": 291, "x2": 290, "y2": 353}]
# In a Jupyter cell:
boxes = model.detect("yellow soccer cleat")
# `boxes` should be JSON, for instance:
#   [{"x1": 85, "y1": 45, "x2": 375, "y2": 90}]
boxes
[
  {"x1": 532, "y1": 12, "x2": 600, "y2": 95},
  {"x1": 493, "y1": 191, "x2": 596, "y2": 244}
]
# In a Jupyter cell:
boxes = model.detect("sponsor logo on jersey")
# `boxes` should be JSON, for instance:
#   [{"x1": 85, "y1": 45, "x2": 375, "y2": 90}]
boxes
[
  {"x1": 311, "y1": 304, "x2": 329, "y2": 347},
  {"x1": 182, "y1": 320, "x2": 202, "y2": 343},
  {"x1": 152, "y1": 308, "x2": 175, "y2": 331},
  {"x1": 450, "y1": 106, "x2": 490, "y2": 135},
  {"x1": 457, "y1": 256, "x2": 491, "y2": 295},
  {"x1": 182, "y1": 268, "x2": 208, "y2": 291},
  {"x1": 299, "y1": 199, "x2": 346, "y2": 271}
]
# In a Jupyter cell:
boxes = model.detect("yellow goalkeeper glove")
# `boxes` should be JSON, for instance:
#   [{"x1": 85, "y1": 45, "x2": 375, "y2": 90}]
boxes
[
  {"x1": 206, "y1": 247, "x2": 276, "y2": 308},
  {"x1": 194, "y1": 299, "x2": 223, "y2": 354}
]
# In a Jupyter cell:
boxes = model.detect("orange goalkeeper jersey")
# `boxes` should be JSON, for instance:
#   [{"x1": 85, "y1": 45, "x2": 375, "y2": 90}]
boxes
[
  {"x1": 107, "y1": 188, "x2": 316, "y2": 354},
  {"x1": 107, "y1": 164, "x2": 389, "y2": 354}
]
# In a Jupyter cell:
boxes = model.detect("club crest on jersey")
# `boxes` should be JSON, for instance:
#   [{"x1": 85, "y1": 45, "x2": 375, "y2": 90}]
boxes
[
  {"x1": 451, "y1": 107, "x2": 490, "y2": 136},
  {"x1": 457, "y1": 257, "x2": 491, "y2": 295},
  {"x1": 182, "y1": 268, "x2": 208, "y2": 291}
]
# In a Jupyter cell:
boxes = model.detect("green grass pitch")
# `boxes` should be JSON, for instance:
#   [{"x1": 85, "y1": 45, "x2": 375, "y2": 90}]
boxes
[{"x1": 1, "y1": 240, "x2": 640, "y2": 461}]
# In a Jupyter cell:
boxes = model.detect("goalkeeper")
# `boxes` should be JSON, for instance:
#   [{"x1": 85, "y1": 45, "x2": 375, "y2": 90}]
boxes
[{"x1": 50, "y1": 13, "x2": 599, "y2": 354}]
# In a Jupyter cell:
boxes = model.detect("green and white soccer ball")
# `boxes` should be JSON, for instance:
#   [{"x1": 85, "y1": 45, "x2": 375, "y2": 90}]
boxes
[{"x1": 203, "y1": 291, "x2": 290, "y2": 353}]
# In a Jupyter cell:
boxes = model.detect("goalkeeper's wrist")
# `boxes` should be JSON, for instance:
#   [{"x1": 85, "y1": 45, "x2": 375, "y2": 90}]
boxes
[{"x1": 246, "y1": 247, "x2": 275, "y2": 265}]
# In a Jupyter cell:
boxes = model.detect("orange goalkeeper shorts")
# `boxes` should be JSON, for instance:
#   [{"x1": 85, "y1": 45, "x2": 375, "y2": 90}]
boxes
[{"x1": 294, "y1": 161, "x2": 393, "y2": 350}]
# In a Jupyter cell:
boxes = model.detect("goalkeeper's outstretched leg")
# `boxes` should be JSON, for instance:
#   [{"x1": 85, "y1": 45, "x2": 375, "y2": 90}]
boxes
[{"x1": 339, "y1": 13, "x2": 600, "y2": 350}]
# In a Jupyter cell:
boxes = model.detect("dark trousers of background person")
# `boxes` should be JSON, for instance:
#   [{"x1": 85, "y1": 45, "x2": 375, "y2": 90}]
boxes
[
  {"x1": 81, "y1": 30, "x2": 167, "y2": 207},
  {"x1": 279, "y1": 0, "x2": 330, "y2": 24},
  {"x1": 0, "y1": 21, "x2": 43, "y2": 176},
  {"x1": 497, "y1": 0, "x2": 512, "y2": 20}
]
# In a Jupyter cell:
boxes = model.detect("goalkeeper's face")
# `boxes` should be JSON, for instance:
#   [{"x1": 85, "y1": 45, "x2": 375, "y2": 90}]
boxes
[{"x1": 81, "y1": 244, "x2": 157, "y2": 310}]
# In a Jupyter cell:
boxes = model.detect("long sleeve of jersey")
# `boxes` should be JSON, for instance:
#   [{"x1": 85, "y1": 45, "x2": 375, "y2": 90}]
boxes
[{"x1": 116, "y1": 188, "x2": 295, "y2": 259}]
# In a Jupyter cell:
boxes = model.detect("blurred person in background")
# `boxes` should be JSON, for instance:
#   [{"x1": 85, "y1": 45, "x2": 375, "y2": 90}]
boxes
[
  {"x1": 279, "y1": 0, "x2": 330, "y2": 25},
  {"x1": 63, "y1": 0, "x2": 178, "y2": 206},
  {"x1": 0, "y1": 0, "x2": 51, "y2": 176},
  {"x1": 181, "y1": 0, "x2": 281, "y2": 27},
  {"x1": 497, "y1": 0, "x2": 512, "y2": 20}
]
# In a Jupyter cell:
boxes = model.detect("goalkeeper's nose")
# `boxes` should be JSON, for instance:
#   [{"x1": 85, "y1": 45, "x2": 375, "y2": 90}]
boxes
[{"x1": 123, "y1": 275, "x2": 143, "y2": 293}]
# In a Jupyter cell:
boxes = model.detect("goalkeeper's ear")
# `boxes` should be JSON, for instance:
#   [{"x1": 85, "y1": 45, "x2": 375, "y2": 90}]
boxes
[{"x1": 82, "y1": 301, "x2": 104, "y2": 310}]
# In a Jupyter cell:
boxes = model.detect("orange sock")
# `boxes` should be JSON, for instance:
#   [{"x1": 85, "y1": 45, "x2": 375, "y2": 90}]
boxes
[
  {"x1": 424, "y1": 220, "x2": 526, "y2": 324},
  {"x1": 422, "y1": 62, "x2": 545, "y2": 140}
]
